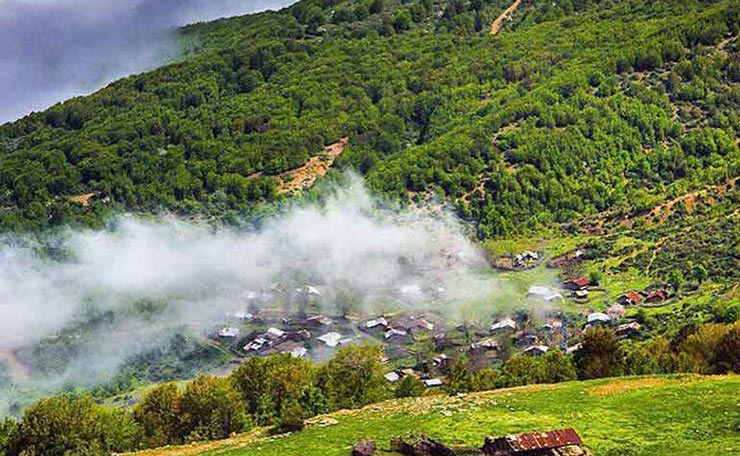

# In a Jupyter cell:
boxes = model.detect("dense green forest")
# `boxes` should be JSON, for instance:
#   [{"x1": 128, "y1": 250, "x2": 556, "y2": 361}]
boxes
[{"x1": 1, "y1": 0, "x2": 738, "y2": 239}]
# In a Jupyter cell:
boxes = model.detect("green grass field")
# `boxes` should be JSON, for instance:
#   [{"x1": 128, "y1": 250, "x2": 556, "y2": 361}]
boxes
[{"x1": 135, "y1": 375, "x2": 740, "y2": 456}]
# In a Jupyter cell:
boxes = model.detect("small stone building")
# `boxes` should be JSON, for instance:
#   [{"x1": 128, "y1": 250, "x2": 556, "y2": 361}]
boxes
[{"x1": 482, "y1": 428, "x2": 588, "y2": 456}]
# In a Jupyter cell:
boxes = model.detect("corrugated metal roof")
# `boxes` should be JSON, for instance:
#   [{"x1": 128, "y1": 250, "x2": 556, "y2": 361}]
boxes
[{"x1": 505, "y1": 428, "x2": 582, "y2": 451}]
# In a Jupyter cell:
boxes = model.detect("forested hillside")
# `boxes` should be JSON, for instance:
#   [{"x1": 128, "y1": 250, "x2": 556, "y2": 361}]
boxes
[{"x1": 1, "y1": 0, "x2": 739, "y2": 241}]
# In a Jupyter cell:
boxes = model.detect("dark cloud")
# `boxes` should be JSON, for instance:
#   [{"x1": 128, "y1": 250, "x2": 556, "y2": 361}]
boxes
[{"x1": 0, "y1": 0, "x2": 296, "y2": 124}]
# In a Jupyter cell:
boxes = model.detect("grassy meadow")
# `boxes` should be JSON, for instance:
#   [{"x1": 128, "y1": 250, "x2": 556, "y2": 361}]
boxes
[{"x1": 132, "y1": 375, "x2": 740, "y2": 456}]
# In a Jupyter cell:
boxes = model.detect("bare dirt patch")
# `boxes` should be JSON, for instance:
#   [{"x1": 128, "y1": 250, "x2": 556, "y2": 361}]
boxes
[
  {"x1": 586, "y1": 377, "x2": 675, "y2": 396},
  {"x1": 490, "y1": 0, "x2": 523, "y2": 35},
  {"x1": 276, "y1": 137, "x2": 349, "y2": 196}
]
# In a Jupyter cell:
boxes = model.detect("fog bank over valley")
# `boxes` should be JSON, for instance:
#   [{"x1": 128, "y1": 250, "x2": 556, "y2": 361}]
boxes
[{"x1": 0, "y1": 178, "x2": 534, "y2": 413}]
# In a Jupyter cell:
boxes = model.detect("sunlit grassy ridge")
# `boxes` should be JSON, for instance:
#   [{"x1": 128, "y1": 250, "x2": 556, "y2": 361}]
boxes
[{"x1": 133, "y1": 375, "x2": 740, "y2": 456}]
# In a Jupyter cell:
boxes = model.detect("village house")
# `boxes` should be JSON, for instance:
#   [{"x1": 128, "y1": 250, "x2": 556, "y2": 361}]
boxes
[
  {"x1": 266, "y1": 327, "x2": 285, "y2": 341},
  {"x1": 606, "y1": 303, "x2": 626, "y2": 318},
  {"x1": 400, "y1": 368, "x2": 422, "y2": 379},
  {"x1": 527, "y1": 286, "x2": 563, "y2": 302},
  {"x1": 390, "y1": 315, "x2": 436, "y2": 334},
  {"x1": 515, "y1": 331, "x2": 539, "y2": 348},
  {"x1": 263, "y1": 340, "x2": 307, "y2": 358},
  {"x1": 363, "y1": 317, "x2": 389, "y2": 332},
  {"x1": 572, "y1": 289, "x2": 589, "y2": 300},
  {"x1": 586, "y1": 312, "x2": 611, "y2": 326},
  {"x1": 226, "y1": 311, "x2": 253, "y2": 322},
  {"x1": 432, "y1": 354, "x2": 453, "y2": 372},
  {"x1": 617, "y1": 290, "x2": 643, "y2": 306},
  {"x1": 514, "y1": 250, "x2": 540, "y2": 268},
  {"x1": 422, "y1": 378, "x2": 444, "y2": 388},
  {"x1": 288, "y1": 329, "x2": 311, "y2": 341},
  {"x1": 646, "y1": 289, "x2": 667, "y2": 303},
  {"x1": 305, "y1": 314, "x2": 334, "y2": 327},
  {"x1": 470, "y1": 338, "x2": 499, "y2": 352},
  {"x1": 565, "y1": 343, "x2": 581, "y2": 355},
  {"x1": 491, "y1": 318, "x2": 517, "y2": 334},
  {"x1": 384, "y1": 371, "x2": 401, "y2": 383},
  {"x1": 385, "y1": 328, "x2": 411, "y2": 343},
  {"x1": 541, "y1": 320, "x2": 562, "y2": 332},
  {"x1": 244, "y1": 327, "x2": 287, "y2": 352},
  {"x1": 217, "y1": 327, "x2": 240, "y2": 338},
  {"x1": 434, "y1": 332, "x2": 454, "y2": 350},
  {"x1": 523, "y1": 345, "x2": 549, "y2": 356},
  {"x1": 482, "y1": 428, "x2": 586, "y2": 456},
  {"x1": 615, "y1": 321, "x2": 641, "y2": 339},
  {"x1": 563, "y1": 277, "x2": 590, "y2": 291},
  {"x1": 244, "y1": 336, "x2": 269, "y2": 352},
  {"x1": 317, "y1": 332, "x2": 350, "y2": 348}
]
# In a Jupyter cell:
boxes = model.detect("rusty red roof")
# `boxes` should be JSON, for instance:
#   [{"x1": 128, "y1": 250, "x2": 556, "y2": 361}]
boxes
[
  {"x1": 571, "y1": 277, "x2": 590, "y2": 288},
  {"x1": 505, "y1": 428, "x2": 582, "y2": 452},
  {"x1": 623, "y1": 290, "x2": 643, "y2": 303},
  {"x1": 647, "y1": 290, "x2": 666, "y2": 301}
]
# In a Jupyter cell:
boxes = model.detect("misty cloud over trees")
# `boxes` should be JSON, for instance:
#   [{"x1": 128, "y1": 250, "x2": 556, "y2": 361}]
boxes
[{"x1": 0, "y1": 0, "x2": 296, "y2": 123}]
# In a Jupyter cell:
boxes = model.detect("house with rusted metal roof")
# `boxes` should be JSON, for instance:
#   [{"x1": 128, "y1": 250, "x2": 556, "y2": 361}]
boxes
[
  {"x1": 563, "y1": 277, "x2": 590, "y2": 291},
  {"x1": 482, "y1": 428, "x2": 586, "y2": 455},
  {"x1": 617, "y1": 290, "x2": 643, "y2": 306}
]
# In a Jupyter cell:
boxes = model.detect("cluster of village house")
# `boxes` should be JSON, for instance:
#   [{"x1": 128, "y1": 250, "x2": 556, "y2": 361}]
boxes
[{"x1": 210, "y1": 277, "x2": 671, "y2": 388}]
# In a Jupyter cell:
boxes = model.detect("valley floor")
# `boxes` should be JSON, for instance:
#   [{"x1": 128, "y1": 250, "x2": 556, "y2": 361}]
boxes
[{"x1": 130, "y1": 374, "x2": 740, "y2": 456}]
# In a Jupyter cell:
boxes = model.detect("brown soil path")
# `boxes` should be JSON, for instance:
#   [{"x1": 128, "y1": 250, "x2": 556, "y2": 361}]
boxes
[{"x1": 490, "y1": 0, "x2": 523, "y2": 35}]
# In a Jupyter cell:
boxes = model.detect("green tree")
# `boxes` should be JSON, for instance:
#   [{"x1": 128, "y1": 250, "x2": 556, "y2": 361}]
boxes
[
  {"x1": 574, "y1": 328, "x2": 624, "y2": 379},
  {"x1": 539, "y1": 350, "x2": 577, "y2": 383},
  {"x1": 133, "y1": 382, "x2": 184, "y2": 447},
  {"x1": 9, "y1": 394, "x2": 139, "y2": 456},
  {"x1": 316, "y1": 345, "x2": 388, "y2": 409},
  {"x1": 181, "y1": 375, "x2": 248, "y2": 441},
  {"x1": 471, "y1": 368, "x2": 499, "y2": 392},
  {"x1": 715, "y1": 324, "x2": 740, "y2": 374},
  {"x1": 500, "y1": 356, "x2": 540, "y2": 387},
  {"x1": 677, "y1": 324, "x2": 730, "y2": 374},
  {"x1": 394, "y1": 375, "x2": 424, "y2": 398},
  {"x1": 444, "y1": 361, "x2": 474, "y2": 394},
  {"x1": 230, "y1": 354, "x2": 314, "y2": 425}
]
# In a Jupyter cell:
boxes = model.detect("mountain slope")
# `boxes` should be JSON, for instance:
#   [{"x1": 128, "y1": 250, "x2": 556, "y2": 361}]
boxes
[
  {"x1": 0, "y1": 0, "x2": 737, "y2": 234},
  {"x1": 129, "y1": 375, "x2": 740, "y2": 456}
]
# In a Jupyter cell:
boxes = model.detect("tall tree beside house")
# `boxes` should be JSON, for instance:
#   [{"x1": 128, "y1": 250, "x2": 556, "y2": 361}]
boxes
[
  {"x1": 444, "y1": 361, "x2": 474, "y2": 394},
  {"x1": 574, "y1": 327, "x2": 625, "y2": 380},
  {"x1": 499, "y1": 355, "x2": 541, "y2": 387},
  {"x1": 394, "y1": 375, "x2": 424, "y2": 398},
  {"x1": 539, "y1": 350, "x2": 577, "y2": 383},
  {"x1": 230, "y1": 354, "x2": 314, "y2": 425},
  {"x1": 315, "y1": 345, "x2": 388, "y2": 409}
]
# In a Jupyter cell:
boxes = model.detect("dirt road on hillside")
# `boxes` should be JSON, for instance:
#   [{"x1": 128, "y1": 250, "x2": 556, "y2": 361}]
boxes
[{"x1": 490, "y1": 0, "x2": 522, "y2": 35}]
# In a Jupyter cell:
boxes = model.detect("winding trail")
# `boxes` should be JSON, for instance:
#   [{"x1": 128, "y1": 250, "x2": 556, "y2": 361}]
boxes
[{"x1": 490, "y1": 0, "x2": 523, "y2": 35}]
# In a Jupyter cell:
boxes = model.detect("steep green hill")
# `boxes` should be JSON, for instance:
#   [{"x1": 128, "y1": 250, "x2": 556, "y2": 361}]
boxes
[
  {"x1": 130, "y1": 375, "x2": 740, "y2": 456},
  {"x1": 1, "y1": 0, "x2": 739, "y2": 236}
]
